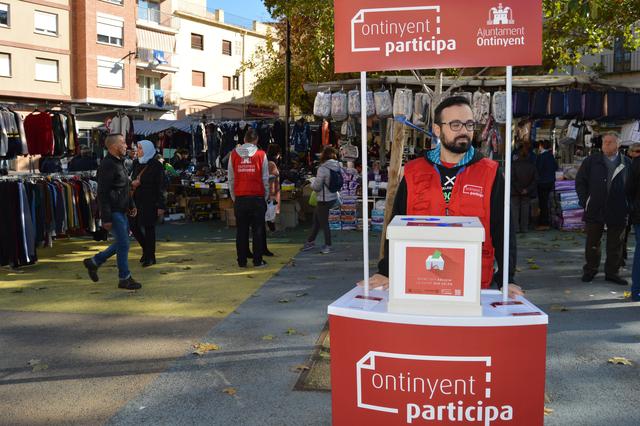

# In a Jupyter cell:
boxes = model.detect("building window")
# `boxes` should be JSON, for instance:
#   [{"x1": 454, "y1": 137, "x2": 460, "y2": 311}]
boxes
[
  {"x1": 97, "y1": 58, "x2": 124, "y2": 88},
  {"x1": 232, "y1": 75, "x2": 239, "y2": 90},
  {"x1": 192, "y1": 70, "x2": 205, "y2": 87},
  {"x1": 35, "y1": 58, "x2": 58, "y2": 82},
  {"x1": 222, "y1": 76, "x2": 231, "y2": 91},
  {"x1": 613, "y1": 38, "x2": 631, "y2": 73},
  {"x1": 34, "y1": 11, "x2": 57, "y2": 36},
  {"x1": 97, "y1": 15, "x2": 124, "y2": 47},
  {"x1": 138, "y1": 0, "x2": 160, "y2": 24},
  {"x1": 0, "y1": 53, "x2": 10, "y2": 77},
  {"x1": 234, "y1": 41, "x2": 242, "y2": 56},
  {"x1": 0, "y1": 3, "x2": 9, "y2": 27},
  {"x1": 222, "y1": 40, "x2": 232, "y2": 56},
  {"x1": 191, "y1": 33, "x2": 203, "y2": 50}
]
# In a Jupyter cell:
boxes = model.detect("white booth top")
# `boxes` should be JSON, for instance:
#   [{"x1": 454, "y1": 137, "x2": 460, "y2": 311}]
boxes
[
  {"x1": 328, "y1": 287, "x2": 548, "y2": 327},
  {"x1": 387, "y1": 216, "x2": 485, "y2": 242}
]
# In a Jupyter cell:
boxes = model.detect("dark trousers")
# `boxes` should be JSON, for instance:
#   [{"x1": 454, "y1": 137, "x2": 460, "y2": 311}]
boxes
[
  {"x1": 511, "y1": 195, "x2": 530, "y2": 233},
  {"x1": 307, "y1": 201, "x2": 333, "y2": 246},
  {"x1": 537, "y1": 182, "x2": 553, "y2": 226},
  {"x1": 235, "y1": 196, "x2": 267, "y2": 266},
  {"x1": 130, "y1": 216, "x2": 156, "y2": 261},
  {"x1": 583, "y1": 222, "x2": 626, "y2": 276}
]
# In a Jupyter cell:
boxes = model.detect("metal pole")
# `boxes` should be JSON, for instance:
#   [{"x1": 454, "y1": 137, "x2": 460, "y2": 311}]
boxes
[
  {"x1": 503, "y1": 66, "x2": 513, "y2": 302},
  {"x1": 284, "y1": 19, "x2": 291, "y2": 165},
  {"x1": 361, "y1": 71, "x2": 370, "y2": 298}
]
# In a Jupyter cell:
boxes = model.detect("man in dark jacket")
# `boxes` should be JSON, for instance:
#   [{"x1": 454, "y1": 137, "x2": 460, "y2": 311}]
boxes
[
  {"x1": 576, "y1": 132, "x2": 630, "y2": 284},
  {"x1": 535, "y1": 140, "x2": 557, "y2": 229},
  {"x1": 625, "y1": 154, "x2": 640, "y2": 301},
  {"x1": 83, "y1": 133, "x2": 142, "y2": 290},
  {"x1": 512, "y1": 148, "x2": 538, "y2": 233},
  {"x1": 362, "y1": 96, "x2": 522, "y2": 298}
]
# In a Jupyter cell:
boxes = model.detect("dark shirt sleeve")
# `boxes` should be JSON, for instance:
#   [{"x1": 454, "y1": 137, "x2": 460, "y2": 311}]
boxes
[
  {"x1": 490, "y1": 168, "x2": 517, "y2": 288},
  {"x1": 377, "y1": 178, "x2": 408, "y2": 277},
  {"x1": 575, "y1": 157, "x2": 590, "y2": 208},
  {"x1": 97, "y1": 160, "x2": 114, "y2": 223}
]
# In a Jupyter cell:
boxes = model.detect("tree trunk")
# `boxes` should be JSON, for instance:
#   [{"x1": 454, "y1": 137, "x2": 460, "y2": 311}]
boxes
[{"x1": 379, "y1": 120, "x2": 406, "y2": 259}]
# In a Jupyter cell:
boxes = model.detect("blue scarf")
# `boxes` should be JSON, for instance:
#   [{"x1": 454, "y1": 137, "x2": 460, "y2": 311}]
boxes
[
  {"x1": 137, "y1": 140, "x2": 156, "y2": 165},
  {"x1": 426, "y1": 142, "x2": 475, "y2": 167}
]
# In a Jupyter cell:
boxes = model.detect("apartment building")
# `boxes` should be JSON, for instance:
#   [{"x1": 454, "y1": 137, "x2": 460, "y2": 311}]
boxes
[
  {"x1": 0, "y1": 0, "x2": 72, "y2": 103},
  {"x1": 173, "y1": 1, "x2": 274, "y2": 119}
]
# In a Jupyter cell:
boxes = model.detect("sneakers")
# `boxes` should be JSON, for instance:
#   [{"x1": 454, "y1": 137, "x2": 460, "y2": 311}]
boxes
[
  {"x1": 254, "y1": 260, "x2": 268, "y2": 268},
  {"x1": 320, "y1": 245, "x2": 332, "y2": 254},
  {"x1": 118, "y1": 276, "x2": 142, "y2": 290},
  {"x1": 605, "y1": 275, "x2": 628, "y2": 286},
  {"x1": 83, "y1": 258, "x2": 99, "y2": 282},
  {"x1": 581, "y1": 272, "x2": 596, "y2": 282},
  {"x1": 302, "y1": 242, "x2": 315, "y2": 252}
]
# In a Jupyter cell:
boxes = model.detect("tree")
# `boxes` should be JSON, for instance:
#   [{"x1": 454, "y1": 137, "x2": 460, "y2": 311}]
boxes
[{"x1": 246, "y1": 0, "x2": 640, "y2": 111}]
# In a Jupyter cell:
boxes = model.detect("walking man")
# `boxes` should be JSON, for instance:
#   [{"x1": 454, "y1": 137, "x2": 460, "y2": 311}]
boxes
[
  {"x1": 228, "y1": 128, "x2": 269, "y2": 268},
  {"x1": 83, "y1": 133, "x2": 141, "y2": 289},
  {"x1": 576, "y1": 132, "x2": 630, "y2": 284}
]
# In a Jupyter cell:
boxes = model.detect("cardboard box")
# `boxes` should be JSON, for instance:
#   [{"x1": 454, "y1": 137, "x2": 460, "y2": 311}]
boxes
[{"x1": 387, "y1": 216, "x2": 485, "y2": 317}]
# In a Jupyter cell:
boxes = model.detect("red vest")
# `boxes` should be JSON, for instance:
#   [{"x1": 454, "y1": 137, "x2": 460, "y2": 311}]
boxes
[
  {"x1": 405, "y1": 157, "x2": 498, "y2": 288},
  {"x1": 231, "y1": 149, "x2": 266, "y2": 197}
]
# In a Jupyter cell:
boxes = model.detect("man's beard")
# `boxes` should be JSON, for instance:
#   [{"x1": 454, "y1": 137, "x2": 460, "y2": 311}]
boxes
[{"x1": 442, "y1": 135, "x2": 471, "y2": 154}]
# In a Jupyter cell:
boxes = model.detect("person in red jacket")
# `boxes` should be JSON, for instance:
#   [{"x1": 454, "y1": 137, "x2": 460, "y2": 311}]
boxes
[
  {"x1": 228, "y1": 128, "x2": 269, "y2": 268},
  {"x1": 362, "y1": 96, "x2": 523, "y2": 298}
]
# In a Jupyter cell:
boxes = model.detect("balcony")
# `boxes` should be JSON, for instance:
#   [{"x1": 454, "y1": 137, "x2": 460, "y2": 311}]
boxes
[
  {"x1": 137, "y1": 7, "x2": 180, "y2": 31},
  {"x1": 600, "y1": 51, "x2": 640, "y2": 74},
  {"x1": 139, "y1": 87, "x2": 180, "y2": 108},
  {"x1": 136, "y1": 47, "x2": 178, "y2": 72}
]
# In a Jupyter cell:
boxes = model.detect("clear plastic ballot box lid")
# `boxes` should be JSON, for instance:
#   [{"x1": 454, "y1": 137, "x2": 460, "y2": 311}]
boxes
[{"x1": 387, "y1": 216, "x2": 485, "y2": 317}]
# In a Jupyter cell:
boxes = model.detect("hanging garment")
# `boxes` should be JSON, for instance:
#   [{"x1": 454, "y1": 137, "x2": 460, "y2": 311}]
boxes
[
  {"x1": 348, "y1": 90, "x2": 361, "y2": 116},
  {"x1": 563, "y1": 90, "x2": 582, "y2": 118},
  {"x1": 313, "y1": 91, "x2": 332, "y2": 118},
  {"x1": 582, "y1": 91, "x2": 604, "y2": 120},
  {"x1": 331, "y1": 92, "x2": 348, "y2": 122},
  {"x1": 492, "y1": 92, "x2": 507, "y2": 124},
  {"x1": 366, "y1": 91, "x2": 376, "y2": 117},
  {"x1": 548, "y1": 91, "x2": 564, "y2": 117},
  {"x1": 472, "y1": 91, "x2": 491, "y2": 125},
  {"x1": 531, "y1": 90, "x2": 549, "y2": 118},
  {"x1": 627, "y1": 93, "x2": 640, "y2": 119},
  {"x1": 513, "y1": 91, "x2": 531, "y2": 117},
  {"x1": 374, "y1": 90, "x2": 393, "y2": 118},
  {"x1": 24, "y1": 111, "x2": 54, "y2": 155},
  {"x1": 291, "y1": 120, "x2": 311, "y2": 153},
  {"x1": 393, "y1": 89, "x2": 413, "y2": 119},
  {"x1": 603, "y1": 90, "x2": 626, "y2": 119},
  {"x1": 413, "y1": 92, "x2": 430, "y2": 126}
]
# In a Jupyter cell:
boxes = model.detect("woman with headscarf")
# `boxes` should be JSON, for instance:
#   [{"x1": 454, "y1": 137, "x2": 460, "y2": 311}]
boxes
[{"x1": 130, "y1": 140, "x2": 166, "y2": 267}]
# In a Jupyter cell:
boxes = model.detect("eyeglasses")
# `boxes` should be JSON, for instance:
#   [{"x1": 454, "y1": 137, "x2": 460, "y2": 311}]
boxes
[{"x1": 437, "y1": 120, "x2": 476, "y2": 132}]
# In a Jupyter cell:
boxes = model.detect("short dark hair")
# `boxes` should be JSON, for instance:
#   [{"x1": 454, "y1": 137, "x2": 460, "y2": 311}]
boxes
[
  {"x1": 434, "y1": 96, "x2": 472, "y2": 124},
  {"x1": 244, "y1": 128, "x2": 259, "y2": 144},
  {"x1": 105, "y1": 133, "x2": 124, "y2": 147},
  {"x1": 541, "y1": 140, "x2": 552, "y2": 150},
  {"x1": 267, "y1": 144, "x2": 280, "y2": 161},
  {"x1": 320, "y1": 146, "x2": 337, "y2": 163}
]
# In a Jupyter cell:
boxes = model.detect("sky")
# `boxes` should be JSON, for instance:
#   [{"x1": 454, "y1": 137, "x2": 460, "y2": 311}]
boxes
[{"x1": 207, "y1": 0, "x2": 272, "y2": 22}]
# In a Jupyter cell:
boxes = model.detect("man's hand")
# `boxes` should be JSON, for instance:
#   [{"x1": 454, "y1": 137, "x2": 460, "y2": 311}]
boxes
[
  {"x1": 357, "y1": 274, "x2": 389, "y2": 290},
  {"x1": 131, "y1": 179, "x2": 141, "y2": 189},
  {"x1": 157, "y1": 208, "x2": 165, "y2": 216},
  {"x1": 129, "y1": 208, "x2": 137, "y2": 217},
  {"x1": 506, "y1": 283, "x2": 524, "y2": 299},
  {"x1": 103, "y1": 222, "x2": 112, "y2": 231}
]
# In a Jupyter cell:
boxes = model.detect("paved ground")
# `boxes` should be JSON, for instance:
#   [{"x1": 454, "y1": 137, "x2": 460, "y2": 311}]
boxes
[{"x1": 2, "y1": 225, "x2": 640, "y2": 425}]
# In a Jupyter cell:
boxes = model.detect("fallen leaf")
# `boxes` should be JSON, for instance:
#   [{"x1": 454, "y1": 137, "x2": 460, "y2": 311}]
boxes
[
  {"x1": 222, "y1": 387, "x2": 237, "y2": 396},
  {"x1": 544, "y1": 393, "x2": 551, "y2": 403},
  {"x1": 624, "y1": 291, "x2": 631, "y2": 298},
  {"x1": 285, "y1": 328, "x2": 297, "y2": 335},
  {"x1": 192, "y1": 342, "x2": 220, "y2": 356},
  {"x1": 278, "y1": 299, "x2": 290, "y2": 303},
  {"x1": 296, "y1": 292, "x2": 309, "y2": 297},
  {"x1": 544, "y1": 407, "x2": 554, "y2": 416},
  {"x1": 291, "y1": 364, "x2": 310, "y2": 372},
  {"x1": 526, "y1": 258, "x2": 535, "y2": 264},
  {"x1": 262, "y1": 335, "x2": 275, "y2": 341},
  {"x1": 529, "y1": 264, "x2": 541, "y2": 270},
  {"x1": 550, "y1": 305, "x2": 569, "y2": 312},
  {"x1": 27, "y1": 359, "x2": 48, "y2": 372},
  {"x1": 608, "y1": 357, "x2": 633, "y2": 366}
]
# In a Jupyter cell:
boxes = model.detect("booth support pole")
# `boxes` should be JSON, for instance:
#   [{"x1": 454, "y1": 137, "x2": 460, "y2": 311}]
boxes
[
  {"x1": 503, "y1": 66, "x2": 513, "y2": 302},
  {"x1": 361, "y1": 71, "x2": 370, "y2": 298}
]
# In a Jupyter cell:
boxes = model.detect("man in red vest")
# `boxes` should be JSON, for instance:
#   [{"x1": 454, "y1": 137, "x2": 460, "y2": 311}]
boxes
[
  {"x1": 366, "y1": 96, "x2": 523, "y2": 297},
  {"x1": 228, "y1": 128, "x2": 269, "y2": 267}
]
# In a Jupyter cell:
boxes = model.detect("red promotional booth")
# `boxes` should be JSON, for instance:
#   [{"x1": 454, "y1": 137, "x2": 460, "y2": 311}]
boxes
[{"x1": 329, "y1": 1, "x2": 546, "y2": 425}]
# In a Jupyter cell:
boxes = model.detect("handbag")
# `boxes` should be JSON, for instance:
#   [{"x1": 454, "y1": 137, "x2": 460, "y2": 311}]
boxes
[
  {"x1": 309, "y1": 190, "x2": 318, "y2": 207},
  {"x1": 130, "y1": 165, "x2": 148, "y2": 198}
]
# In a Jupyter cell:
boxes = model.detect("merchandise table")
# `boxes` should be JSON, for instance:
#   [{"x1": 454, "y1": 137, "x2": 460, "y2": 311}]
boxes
[{"x1": 328, "y1": 287, "x2": 548, "y2": 425}]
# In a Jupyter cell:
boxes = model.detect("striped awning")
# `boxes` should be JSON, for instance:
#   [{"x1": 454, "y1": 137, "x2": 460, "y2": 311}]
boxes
[{"x1": 136, "y1": 28, "x2": 175, "y2": 53}]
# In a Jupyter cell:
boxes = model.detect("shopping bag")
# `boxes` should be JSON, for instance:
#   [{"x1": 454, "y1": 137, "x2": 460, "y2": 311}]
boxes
[
  {"x1": 265, "y1": 200, "x2": 277, "y2": 222},
  {"x1": 309, "y1": 191, "x2": 318, "y2": 207}
]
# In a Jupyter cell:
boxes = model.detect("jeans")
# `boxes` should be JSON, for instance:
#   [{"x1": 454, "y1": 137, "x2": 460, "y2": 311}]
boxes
[
  {"x1": 632, "y1": 225, "x2": 640, "y2": 295},
  {"x1": 93, "y1": 212, "x2": 130, "y2": 280},
  {"x1": 234, "y1": 196, "x2": 267, "y2": 265},
  {"x1": 583, "y1": 222, "x2": 625, "y2": 277},
  {"x1": 307, "y1": 201, "x2": 333, "y2": 246}
]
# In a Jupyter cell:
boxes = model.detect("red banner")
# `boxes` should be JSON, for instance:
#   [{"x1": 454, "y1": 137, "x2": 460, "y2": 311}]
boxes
[{"x1": 334, "y1": 0, "x2": 542, "y2": 73}]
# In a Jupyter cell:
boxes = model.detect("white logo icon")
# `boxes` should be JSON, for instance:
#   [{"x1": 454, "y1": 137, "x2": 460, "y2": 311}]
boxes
[
  {"x1": 425, "y1": 250, "x2": 445, "y2": 271},
  {"x1": 487, "y1": 3, "x2": 514, "y2": 25}
]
